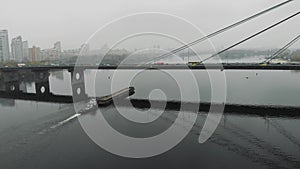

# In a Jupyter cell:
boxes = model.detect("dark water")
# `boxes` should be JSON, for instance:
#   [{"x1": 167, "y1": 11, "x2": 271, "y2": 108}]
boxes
[{"x1": 0, "y1": 69, "x2": 300, "y2": 169}]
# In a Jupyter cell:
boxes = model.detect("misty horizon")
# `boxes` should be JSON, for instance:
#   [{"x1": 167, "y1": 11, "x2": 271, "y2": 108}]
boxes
[{"x1": 1, "y1": 0, "x2": 299, "y2": 51}]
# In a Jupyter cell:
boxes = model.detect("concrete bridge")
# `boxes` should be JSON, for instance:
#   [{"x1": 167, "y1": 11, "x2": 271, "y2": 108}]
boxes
[{"x1": 0, "y1": 63, "x2": 300, "y2": 116}]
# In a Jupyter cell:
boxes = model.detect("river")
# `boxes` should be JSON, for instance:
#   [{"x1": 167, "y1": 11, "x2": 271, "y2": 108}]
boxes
[{"x1": 0, "y1": 60, "x2": 300, "y2": 169}]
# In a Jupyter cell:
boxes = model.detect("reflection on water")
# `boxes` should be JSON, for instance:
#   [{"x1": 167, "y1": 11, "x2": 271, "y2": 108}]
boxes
[
  {"x1": 0, "y1": 100, "x2": 300, "y2": 169},
  {"x1": 0, "y1": 63, "x2": 300, "y2": 168},
  {"x1": 0, "y1": 98, "x2": 15, "y2": 107},
  {"x1": 49, "y1": 69, "x2": 300, "y2": 107},
  {"x1": 291, "y1": 70, "x2": 300, "y2": 74}
]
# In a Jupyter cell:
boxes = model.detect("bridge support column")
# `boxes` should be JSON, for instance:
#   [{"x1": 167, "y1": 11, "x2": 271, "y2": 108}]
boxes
[
  {"x1": 32, "y1": 70, "x2": 51, "y2": 96},
  {"x1": 69, "y1": 68, "x2": 88, "y2": 101},
  {"x1": 3, "y1": 70, "x2": 21, "y2": 93}
]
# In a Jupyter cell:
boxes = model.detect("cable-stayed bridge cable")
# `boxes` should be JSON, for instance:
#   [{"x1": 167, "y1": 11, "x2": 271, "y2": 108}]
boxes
[
  {"x1": 200, "y1": 12, "x2": 300, "y2": 63},
  {"x1": 264, "y1": 35, "x2": 300, "y2": 63},
  {"x1": 142, "y1": 0, "x2": 294, "y2": 64}
]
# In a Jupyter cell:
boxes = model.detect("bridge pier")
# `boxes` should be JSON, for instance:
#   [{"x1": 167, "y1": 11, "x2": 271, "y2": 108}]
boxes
[
  {"x1": 2, "y1": 70, "x2": 21, "y2": 93},
  {"x1": 32, "y1": 70, "x2": 51, "y2": 96},
  {"x1": 69, "y1": 68, "x2": 88, "y2": 101}
]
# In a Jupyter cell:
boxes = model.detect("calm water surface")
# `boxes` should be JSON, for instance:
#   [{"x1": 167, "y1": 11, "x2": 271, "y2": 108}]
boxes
[{"x1": 0, "y1": 66, "x2": 300, "y2": 169}]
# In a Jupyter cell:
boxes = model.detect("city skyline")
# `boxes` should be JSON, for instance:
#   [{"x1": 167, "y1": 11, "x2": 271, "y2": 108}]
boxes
[
  {"x1": 0, "y1": 29, "x2": 64, "y2": 62},
  {"x1": 1, "y1": 0, "x2": 300, "y2": 50}
]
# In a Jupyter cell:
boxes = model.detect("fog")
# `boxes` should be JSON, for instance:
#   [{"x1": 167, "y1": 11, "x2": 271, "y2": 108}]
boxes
[{"x1": 1, "y1": 0, "x2": 299, "y2": 50}]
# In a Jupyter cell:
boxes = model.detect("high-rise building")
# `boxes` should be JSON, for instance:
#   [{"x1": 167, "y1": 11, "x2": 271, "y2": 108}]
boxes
[
  {"x1": 41, "y1": 49, "x2": 56, "y2": 61},
  {"x1": 54, "y1": 41, "x2": 61, "y2": 59},
  {"x1": 11, "y1": 36, "x2": 23, "y2": 62},
  {"x1": 0, "y1": 30, "x2": 10, "y2": 62},
  {"x1": 42, "y1": 41, "x2": 62, "y2": 61},
  {"x1": 22, "y1": 41, "x2": 29, "y2": 61},
  {"x1": 54, "y1": 41, "x2": 61, "y2": 53},
  {"x1": 28, "y1": 46, "x2": 41, "y2": 62}
]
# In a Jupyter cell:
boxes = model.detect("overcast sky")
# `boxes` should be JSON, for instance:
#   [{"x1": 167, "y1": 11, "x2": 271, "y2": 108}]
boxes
[{"x1": 1, "y1": 0, "x2": 299, "y2": 50}]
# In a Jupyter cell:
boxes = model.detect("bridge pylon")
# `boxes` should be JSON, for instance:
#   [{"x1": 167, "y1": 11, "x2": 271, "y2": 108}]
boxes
[
  {"x1": 32, "y1": 70, "x2": 52, "y2": 96},
  {"x1": 2, "y1": 70, "x2": 21, "y2": 93},
  {"x1": 69, "y1": 68, "x2": 88, "y2": 102}
]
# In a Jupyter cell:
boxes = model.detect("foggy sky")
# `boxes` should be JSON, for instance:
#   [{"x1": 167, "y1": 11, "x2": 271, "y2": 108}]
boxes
[{"x1": 1, "y1": 0, "x2": 299, "y2": 50}]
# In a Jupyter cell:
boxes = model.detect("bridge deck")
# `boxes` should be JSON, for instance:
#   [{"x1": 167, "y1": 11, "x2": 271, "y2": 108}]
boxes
[{"x1": 1, "y1": 63, "x2": 300, "y2": 71}]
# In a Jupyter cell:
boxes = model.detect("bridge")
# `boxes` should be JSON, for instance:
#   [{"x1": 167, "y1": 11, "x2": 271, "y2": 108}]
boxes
[
  {"x1": 1, "y1": 63, "x2": 300, "y2": 71},
  {"x1": 1, "y1": 64, "x2": 300, "y2": 117},
  {"x1": 0, "y1": 63, "x2": 299, "y2": 101},
  {"x1": 0, "y1": 63, "x2": 299, "y2": 115},
  {"x1": 0, "y1": 0, "x2": 299, "y2": 115}
]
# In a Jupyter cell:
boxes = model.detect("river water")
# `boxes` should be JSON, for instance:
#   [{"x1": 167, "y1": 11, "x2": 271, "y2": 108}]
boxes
[{"x1": 0, "y1": 62, "x2": 300, "y2": 169}]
